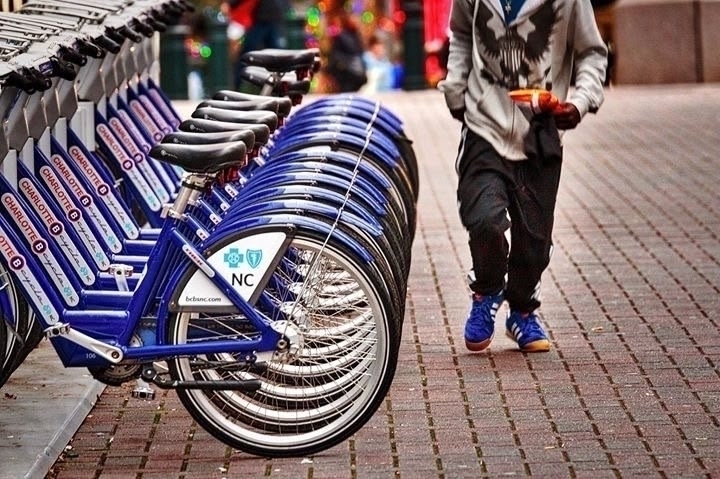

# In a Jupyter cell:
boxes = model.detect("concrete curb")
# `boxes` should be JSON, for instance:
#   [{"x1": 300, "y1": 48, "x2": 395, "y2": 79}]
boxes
[
  {"x1": 25, "y1": 380, "x2": 106, "y2": 479},
  {"x1": 0, "y1": 341, "x2": 105, "y2": 479}
]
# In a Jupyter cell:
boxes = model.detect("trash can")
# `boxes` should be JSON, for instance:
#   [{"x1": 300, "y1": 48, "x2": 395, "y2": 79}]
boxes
[
  {"x1": 285, "y1": 15, "x2": 307, "y2": 50},
  {"x1": 203, "y1": 17, "x2": 231, "y2": 95},
  {"x1": 158, "y1": 25, "x2": 190, "y2": 100},
  {"x1": 400, "y1": 1, "x2": 426, "y2": 90}
]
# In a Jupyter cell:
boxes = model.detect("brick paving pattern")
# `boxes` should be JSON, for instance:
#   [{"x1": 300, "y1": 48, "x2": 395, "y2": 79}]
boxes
[{"x1": 49, "y1": 85, "x2": 720, "y2": 478}]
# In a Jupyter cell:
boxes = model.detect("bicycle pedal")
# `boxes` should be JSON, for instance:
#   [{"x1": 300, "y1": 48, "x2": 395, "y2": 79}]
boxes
[
  {"x1": 132, "y1": 387, "x2": 156, "y2": 400},
  {"x1": 132, "y1": 380, "x2": 156, "y2": 400}
]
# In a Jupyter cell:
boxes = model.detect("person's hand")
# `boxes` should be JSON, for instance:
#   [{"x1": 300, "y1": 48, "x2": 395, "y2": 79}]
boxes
[
  {"x1": 450, "y1": 107, "x2": 466, "y2": 123},
  {"x1": 552, "y1": 103, "x2": 581, "y2": 130}
]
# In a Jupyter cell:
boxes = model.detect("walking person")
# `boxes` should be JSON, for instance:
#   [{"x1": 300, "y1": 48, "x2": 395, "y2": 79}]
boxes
[
  {"x1": 222, "y1": 0, "x2": 285, "y2": 90},
  {"x1": 324, "y1": 8, "x2": 366, "y2": 93},
  {"x1": 221, "y1": 0, "x2": 255, "y2": 60},
  {"x1": 438, "y1": 0, "x2": 608, "y2": 352},
  {"x1": 238, "y1": 0, "x2": 285, "y2": 55}
]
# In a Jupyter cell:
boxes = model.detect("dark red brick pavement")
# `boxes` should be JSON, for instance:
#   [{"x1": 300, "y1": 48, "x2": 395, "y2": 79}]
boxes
[{"x1": 48, "y1": 85, "x2": 720, "y2": 478}]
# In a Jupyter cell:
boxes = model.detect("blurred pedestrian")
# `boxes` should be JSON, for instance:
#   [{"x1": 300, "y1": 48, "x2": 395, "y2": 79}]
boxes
[
  {"x1": 360, "y1": 34, "x2": 394, "y2": 93},
  {"x1": 438, "y1": 0, "x2": 607, "y2": 352},
  {"x1": 222, "y1": 0, "x2": 285, "y2": 90},
  {"x1": 221, "y1": 0, "x2": 256, "y2": 61},
  {"x1": 324, "y1": 8, "x2": 366, "y2": 93},
  {"x1": 239, "y1": 0, "x2": 285, "y2": 54}
]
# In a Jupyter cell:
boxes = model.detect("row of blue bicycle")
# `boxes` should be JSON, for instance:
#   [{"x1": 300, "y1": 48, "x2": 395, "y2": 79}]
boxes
[{"x1": 0, "y1": 0, "x2": 417, "y2": 457}]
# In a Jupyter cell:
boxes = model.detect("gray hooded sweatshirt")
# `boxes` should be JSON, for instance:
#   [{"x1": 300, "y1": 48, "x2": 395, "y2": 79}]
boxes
[{"x1": 438, "y1": 0, "x2": 607, "y2": 160}]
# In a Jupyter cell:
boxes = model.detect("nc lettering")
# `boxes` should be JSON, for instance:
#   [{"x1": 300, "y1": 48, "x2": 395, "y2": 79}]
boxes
[{"x1": 231, "y1": 273, "x2": 255, "y2": 287}]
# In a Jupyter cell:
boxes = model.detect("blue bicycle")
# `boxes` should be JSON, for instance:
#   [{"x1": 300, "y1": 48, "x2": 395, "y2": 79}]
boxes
[{"x1": 0, "y1": 0, "x2": 415, "y2": 457}]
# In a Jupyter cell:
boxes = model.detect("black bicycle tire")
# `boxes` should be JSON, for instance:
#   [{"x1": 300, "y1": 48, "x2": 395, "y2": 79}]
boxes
[{"x1": 167, "y1": 225, "x2": 401, "y2": 457}]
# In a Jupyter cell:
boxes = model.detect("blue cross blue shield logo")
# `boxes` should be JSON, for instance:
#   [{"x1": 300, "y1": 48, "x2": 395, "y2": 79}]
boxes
[{"x1": 246, "y1": 249, "x2": 262, "y2": 268}]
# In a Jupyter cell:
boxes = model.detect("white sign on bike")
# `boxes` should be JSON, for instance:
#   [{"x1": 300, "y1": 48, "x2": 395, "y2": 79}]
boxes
[{"x1": 178, "y1": 231, "x2": 287, "y2": 307}]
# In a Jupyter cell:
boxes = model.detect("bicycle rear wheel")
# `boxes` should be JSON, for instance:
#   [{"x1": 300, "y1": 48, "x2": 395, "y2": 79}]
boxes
[{"x1": 167, "y1": 229, "x2": 400, "y2": 457}]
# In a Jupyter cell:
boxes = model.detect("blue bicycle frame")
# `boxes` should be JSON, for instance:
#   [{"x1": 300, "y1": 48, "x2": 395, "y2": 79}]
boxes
[{"x1": 0, "y1": 176, "x2": 296, "y2": 368}]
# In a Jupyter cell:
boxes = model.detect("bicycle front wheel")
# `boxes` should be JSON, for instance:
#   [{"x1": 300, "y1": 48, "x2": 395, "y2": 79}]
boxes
[
  {"x1": 167, "y1": 230, "x2": 400, "y2": 457},
  {"x1": 0, "y1": 262, "x2": 32, "y2": 388}
]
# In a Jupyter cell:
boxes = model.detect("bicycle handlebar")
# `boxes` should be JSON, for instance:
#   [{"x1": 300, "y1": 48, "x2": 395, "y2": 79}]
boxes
[
  {"x1": 2, "y1": 70, "x2": 37, "y2": 93},
  {"x1": 76, "y1": 38, "x2": 106, "y2": 59},
  {"x1": 58, "y1": 45, "x2": 87, "y2": 66},
  {"x1": 51, "y1": 57, "x2": 77, "y2": 81},
  {"x1": 92, "y1": 34, "x2": 121, "y2": 54},
  {"x1": 116, "y1": 25, "x2": 143, "y2": 43},
  {"x1": 129, "y1": 18, "x2": 155, "y2": 38},
  {"x1": 1, "y1": 67, "x2": 52, "y2": 93}
]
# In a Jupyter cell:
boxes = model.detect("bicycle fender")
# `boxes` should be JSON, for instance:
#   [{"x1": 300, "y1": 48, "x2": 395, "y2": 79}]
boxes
[
  {"x1": 260, "y1": 152, "x2": 395, "y2": 190},
  {"x1": 287, "y1": 108, "x2": 399, "y2": 137},
  {"x1": 267, "y1": 149, "x2": 396, "y2": 190},
  {"x1": 301, "y1": 96, "x2": 404, "y2": 130},
  {"x1": 233, "y1": 183, "x2": 389, "y2": 217},
  {"x1": 225, "y1": 199, "x2": 385, "y2": 237},
  {"x1": 241, "y1": 169, "x2": 390, "y2": 208},
  {"x1": 269, "y1": 132, "x2": 399, "y2": 169},
  {"x1": 276, "y1": 120, "x2": 400, "y2": 156}
]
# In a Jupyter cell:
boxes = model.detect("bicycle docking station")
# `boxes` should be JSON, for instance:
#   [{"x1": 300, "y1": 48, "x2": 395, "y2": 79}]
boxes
[{"x1": 0, "y1": 0, "x2": 419, "y2": 457}]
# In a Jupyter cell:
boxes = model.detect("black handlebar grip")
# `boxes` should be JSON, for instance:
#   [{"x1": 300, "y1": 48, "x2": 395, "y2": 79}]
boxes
[
  {"x1": 131, "y1": 19, "x2": 155, "y2": 37},
  {"x1": 104, "y1": 28, "x2": 126, "y2": 45},
  {"x1": 145, "y1": 16, "x2": 167, "y2": 33},
  {"x1": 58, "y1": 46, "x2": 87, "y2": 66},
  {"x1": 2, "y1": 70, "x2": 37, "y2": 94},
  {"x1": 77, "y1": 38, "x2": 106, "y2": 59},
  {"x1": 52, "y1": 57, "x2": 78, "y2": 81},
  {"x1": 117, "y1": 25, "x2": 143, "y2": 43},
  {"x1": 27, "y1": 68, "x2": 52, "y2": 92},
  {"x1": 177, "y1": 0, "x2": 195, "y2": 12},
  {"x1": 93, "y1": 35, "x2": 122, "y2": 54},
  {"x1": 148, "y1": 8, "x2": 171, "y2": 24},
  {"x1": 162, "y1": 3, "x2": 184, "y2": 19}
]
